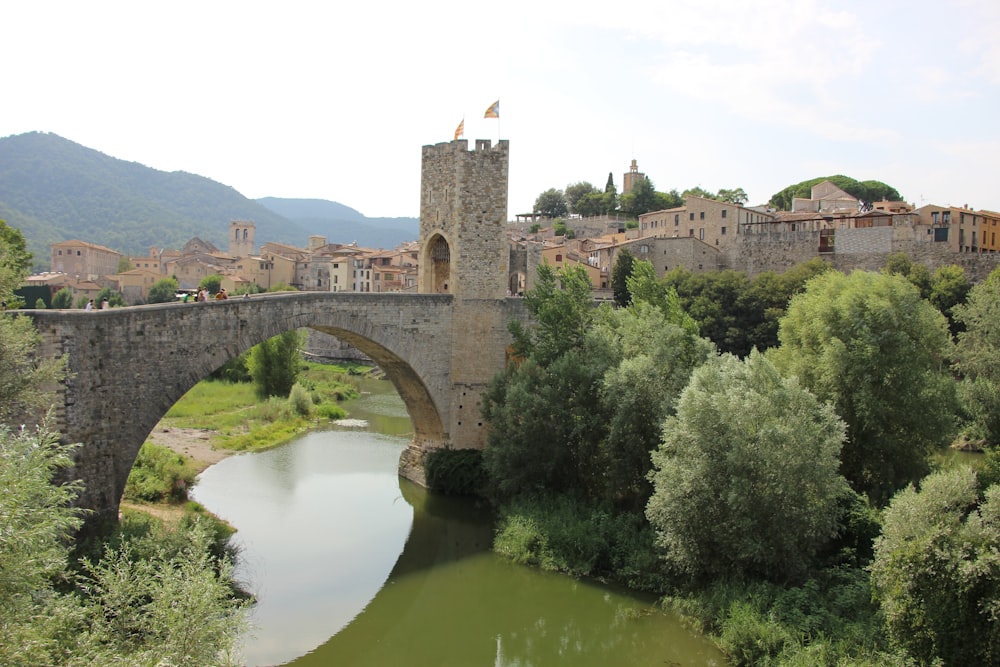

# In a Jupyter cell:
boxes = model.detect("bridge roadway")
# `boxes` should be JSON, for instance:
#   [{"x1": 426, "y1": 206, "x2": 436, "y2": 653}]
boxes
[{"x1": 25, "y1": 292, "x2": 527, "y2": 529}]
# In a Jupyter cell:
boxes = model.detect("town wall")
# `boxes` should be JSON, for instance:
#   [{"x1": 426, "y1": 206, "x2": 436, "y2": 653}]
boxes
[{"x1": 725, "y1": 226, "x2": 1000, "y2": 281}]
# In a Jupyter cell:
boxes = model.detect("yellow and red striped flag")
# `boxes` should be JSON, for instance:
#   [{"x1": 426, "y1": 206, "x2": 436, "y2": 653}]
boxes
[
  {"x1": 454, "y1": 119, "x2": 464, "y2": 140},
  {"x1": 484, "y1": 100, "x2": 500, "y2": 119}
]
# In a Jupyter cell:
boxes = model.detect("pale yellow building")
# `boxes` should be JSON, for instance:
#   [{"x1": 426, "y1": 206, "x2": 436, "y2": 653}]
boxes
[{"x1": 51, "y1": 240, "x2": 122, "y2": 279}]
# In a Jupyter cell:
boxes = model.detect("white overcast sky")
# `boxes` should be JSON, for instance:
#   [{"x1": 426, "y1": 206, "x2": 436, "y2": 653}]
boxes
[{"x1": 5, "y1": 0, "x2": 999, "y2": 218}]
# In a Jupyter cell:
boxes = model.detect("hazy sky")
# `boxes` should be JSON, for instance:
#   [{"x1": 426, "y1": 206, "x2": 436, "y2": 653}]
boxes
[{"x1": 6, "y1": 0, "x2": 999, "y2": 218}]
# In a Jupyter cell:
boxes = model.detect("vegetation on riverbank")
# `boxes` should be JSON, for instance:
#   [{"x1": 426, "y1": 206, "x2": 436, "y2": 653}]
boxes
[
  {"x1": 122, "y1": 359, "x2": 366, "y2": 510},
  {"x1": 472, "y1": 259, "x2": 1000, "y2": 666}
]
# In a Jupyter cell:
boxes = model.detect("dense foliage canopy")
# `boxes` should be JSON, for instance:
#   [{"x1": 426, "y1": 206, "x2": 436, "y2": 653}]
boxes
[
  {"x1": 769, "y1": 270, "x2": 957, "y2": 505},
  {"x1": 871, "y1": 467, "x2": 1000, "y2": 665},
  {"x1": 646, "y1": 352, "x2": 849, "y2": 583},
  {"x1": 952, "y1": 271, "x2": 1000, "y2": 444}
]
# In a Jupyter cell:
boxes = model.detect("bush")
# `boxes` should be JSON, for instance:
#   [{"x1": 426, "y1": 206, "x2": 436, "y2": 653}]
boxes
[
  {"x1": 123, "y1": 442, "x2": 196, "y2": 503},
  {"x1": 315, "y1": 403, "x2": 347, "y2": 420},
  {"x1": 493, "y1": 495, "x2": 668, "y2": 589},
  {"x1": 288, "y1": 383, "x2": 312, "y2": 417},
  {"x1": 425, "y1": 448, "x2": 487, "y2": 496}
]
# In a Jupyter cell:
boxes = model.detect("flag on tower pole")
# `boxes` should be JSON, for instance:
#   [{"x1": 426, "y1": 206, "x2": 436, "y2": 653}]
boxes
[
  {"x1": 484, "y1": 100, "x2": 500, "y2": 119},
  {"x1": 454, "y1": 118, "x2": 464, "y2": 140}
]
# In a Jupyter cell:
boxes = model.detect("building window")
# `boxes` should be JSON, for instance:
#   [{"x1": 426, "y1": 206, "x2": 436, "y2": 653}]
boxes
[
  {"x1": 700, "y1": 212, "x2": 705, "y2": 220},
  {"x1": 674, "y1": 214, "x2": 679, "y2": 225},
  {"x1": 689, "y1": 229, "x2": 694, "y2": 236},
  {"x1": 721, "y1": 227, "x2": 727, "y2": 235},
  {"x1": 943, "y1": 211, "x2": 951, "y2": 224},
  {"x1": 640, "y1": 245, "x2": 649, "y2": 253},
  {"x1": 699, "y1": 228, "x2": 705, "y2": 240},
  {"x1": 689, "y1": 213, "x2": 694, "y2": 221},
  {"x1": 555, "y1": 254, "x2": 563, "y2": 262},
  {"x1": 722, "y1": 209, "x2": 727, "y2": 218}
]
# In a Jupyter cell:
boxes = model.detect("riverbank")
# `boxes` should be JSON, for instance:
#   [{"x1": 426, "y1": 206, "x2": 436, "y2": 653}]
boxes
[{"x1": 146, "y1": 426, "x2": 232, "y2": 474}]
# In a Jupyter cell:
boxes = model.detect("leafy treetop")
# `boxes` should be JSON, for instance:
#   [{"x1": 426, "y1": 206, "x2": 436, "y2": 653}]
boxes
[{"x1": 768, "y1": 175, "x2": 902, "y2": 211}]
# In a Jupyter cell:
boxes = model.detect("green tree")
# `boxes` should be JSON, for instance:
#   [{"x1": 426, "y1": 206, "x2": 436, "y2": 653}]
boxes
[
  {"x1": 662, "y1": 268, "x2": 756, "y2": 356},
  {"x1": 147, "y1": 277, "x2": 179, "y2": 304},
  {"x1": 952, "y1": 275, "x2": 1000, "y2": 444},
  {"x1": 116, "y1": 256, "x2": 133, "y2": 273},
  {"x1": 0, "y1": 317, "x2": 66, "y2": 424},
  {"x1": 870, "y1": 467, "x2": 1000, "y2": 666},
  {"x1": 768, "y1": 175, "x2": 901, "y2": 211},
  {"x1": 247, "y1": 330, "x2": 304, "y2": 398},
  {"x1": 610, "y1": 248, "x2": 635, "y2": 307},
  {"x1": 509, "y1": 263, "x2": 594, "y2": 364},
  {"x1": 0, "y1": 426, "x2": 83, "y2": 666},
  {"x1": 574, "y1": 191, "x2": 605, "y2": 217},
  {"x1": 565, "y1": 182, "x2": 598, "y2": 215},
  {"x1": 646, "y1": 351, "x2": 849, "y2": 583},
  {"x1": 928, "y1": 264, "x2": 971, "y2": 335},
  {"x1": 716, "y1": 187, "x2": 749, "y2": 205},
  {"x1": 78, "y1": 521, "x2": 249, "y2": 666},
  {"x1": 595, "y1": 301, "x2": 713, "y2": 507},
  {"x1": 95, "y1": 287, "x2": 126, "y2": 308},
  {"x1": 483, "y1": 264, "x2": 605, "y2": 501},
  {"x1": 199, "y1": 274, "x2": 224, "y2": 295},
  {"x1": 769, "y1": 270, "x2": 957, "y2": 505},
  {"x1": 51, "y1": 286, "x2": 74, "y2": 309},
  {"x1": 602, "y1": 173, "x2": 618, "y2": 215},
  {"x1": 620, "y1": 176, "x2": 662, "y2": 217},
  {"x1": 0, "y1": 220, "x2": 32, "y2": 301},
  {"x1": 681, "y1": 186, "x2": 715, "y2": 200},
  {"x1": 882, "y1": 252, "x2": 931, "y2": 298},
  {"x1": 533, "y1": 188, "x2": 568, "y2": 219}
]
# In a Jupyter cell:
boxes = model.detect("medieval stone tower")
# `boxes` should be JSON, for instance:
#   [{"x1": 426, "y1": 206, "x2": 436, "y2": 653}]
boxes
[
  {"x1": 418, "y1": 139, "x2": 510, "y2": 298},
  {"x1": 401, "y1": 138, "x2": 512, "y2": 473},
  {"x1": 229, "y1": 220, "x2": 256, "y2": 257}
]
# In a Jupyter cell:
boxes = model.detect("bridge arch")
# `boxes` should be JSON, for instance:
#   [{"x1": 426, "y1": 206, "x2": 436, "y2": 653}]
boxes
[{"x1": 26, "y1": 292, "x2": 474, "y2": 529}]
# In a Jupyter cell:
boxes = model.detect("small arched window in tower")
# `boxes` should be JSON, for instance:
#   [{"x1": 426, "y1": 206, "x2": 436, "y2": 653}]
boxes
[
  {"x1": 244, "y1": 229, "x2": 248, "y2": 240},
  {"x1": 235, "y1": 229, "x2": 240, "y2": 241}
]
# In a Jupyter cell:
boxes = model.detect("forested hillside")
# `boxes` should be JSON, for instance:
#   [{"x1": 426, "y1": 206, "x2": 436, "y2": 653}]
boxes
[{"x1": 0, "y1": 132, "x2": 418, "y2": 270}]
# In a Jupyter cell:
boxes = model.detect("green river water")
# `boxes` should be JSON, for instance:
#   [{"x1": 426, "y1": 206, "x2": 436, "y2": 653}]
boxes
[{"x1": 191, "y1": 379, "x2": 728, "y2": 666}]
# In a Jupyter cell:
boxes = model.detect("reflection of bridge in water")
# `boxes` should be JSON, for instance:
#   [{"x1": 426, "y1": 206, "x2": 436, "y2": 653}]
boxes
[
  {"x1": 25, "y1": 292, "x2": 526, "y2": 528},
  {"x1": 294, "y1": 478, "x2": 727, "y2": 667}
]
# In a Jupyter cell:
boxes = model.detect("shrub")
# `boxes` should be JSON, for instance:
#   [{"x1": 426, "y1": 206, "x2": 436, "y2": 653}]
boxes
[
  {"x1": 315, "y1": 403, "x2": 347, "y2": 420},
  {"x1": 425, "y1": 448, "x2": 487, "y2": 496},
  {"x1": 124, "y1": 442, "x2": 196, "y2": 503},
  {"x1": 289, "y1": 383, "x2": 312, "y2": 417}
]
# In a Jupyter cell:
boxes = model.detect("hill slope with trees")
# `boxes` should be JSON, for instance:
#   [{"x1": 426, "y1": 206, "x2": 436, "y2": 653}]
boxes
[{"x1": 0, "y1": 132, "x2": 418, "y2": 269}]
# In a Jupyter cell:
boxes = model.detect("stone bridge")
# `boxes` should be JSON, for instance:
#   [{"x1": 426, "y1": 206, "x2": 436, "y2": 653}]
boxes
[{"x1": 25, "y1": 292, "x2": 527, "y2": 527}]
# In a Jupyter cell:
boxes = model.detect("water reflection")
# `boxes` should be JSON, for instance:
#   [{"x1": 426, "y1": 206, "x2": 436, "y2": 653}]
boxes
[
  {"x1": 192, "y1": 379, "x2": 727, "y2": 666},
  {"x1": 191, "y1": 432, "x2": 413, "y2": 666}
]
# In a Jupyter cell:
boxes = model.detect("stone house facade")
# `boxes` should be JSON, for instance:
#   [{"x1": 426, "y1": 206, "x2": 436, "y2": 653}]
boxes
[
  {"x1": 637, "y1": 196, "x2": 776, "y2": 249},
  {"x1": 50, "y1": 240, "x2": 121, "y2": 279}
]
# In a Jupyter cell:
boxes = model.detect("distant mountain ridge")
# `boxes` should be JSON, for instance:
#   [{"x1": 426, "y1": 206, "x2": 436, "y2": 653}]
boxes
[
  {"x1": 255, "y1": 197, "x2": 418, "y2": 250},
  {"x1": 0, "y1": 132, "x2": 418, "y2": 270}
]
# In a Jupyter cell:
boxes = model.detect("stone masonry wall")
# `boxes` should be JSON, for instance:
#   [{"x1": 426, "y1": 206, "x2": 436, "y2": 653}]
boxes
[
  {"x1": 725, "y1": 226, "x2": 1000, "y2": 282},
  {"x1": 419, "y1": 139, "x2": 510, "y2": 300}
]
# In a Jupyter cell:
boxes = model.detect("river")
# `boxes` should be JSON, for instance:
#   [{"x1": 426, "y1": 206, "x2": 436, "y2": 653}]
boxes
[{"x1": 191, "y1": 378, "x2": 728, "y2": 666}]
